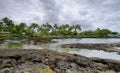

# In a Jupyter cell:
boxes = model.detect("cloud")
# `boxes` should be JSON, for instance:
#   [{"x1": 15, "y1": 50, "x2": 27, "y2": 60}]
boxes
[
  {"x1": 0, "y1": 0, "x2": 120, "y2": 32},
  {"x1": 40, "y1": 0, "x2": 62, "y2": 23}
]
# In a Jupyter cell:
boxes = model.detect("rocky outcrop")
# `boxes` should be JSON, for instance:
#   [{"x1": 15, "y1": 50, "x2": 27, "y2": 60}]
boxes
[
  {"x1": 62, "y1": 43, "x2": 120, "y2": 54},
  {"x1": 0, "y1": 49, "x2": 119, "y2": 73},
  {"x1": 0, "y1": 39, "x2": 4, "y2": 44},
  {"x1": 21, "y1": 39, "x2": 57, "y2": 45}
]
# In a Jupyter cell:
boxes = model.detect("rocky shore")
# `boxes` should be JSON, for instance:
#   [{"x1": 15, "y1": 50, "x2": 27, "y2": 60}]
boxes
[
  {"x1": 20, "y1": 38, "x2": 57, "y2": 45},
  {"x1": 0, "y1": 49, "x2": 120, "y2": 73},
  {"x1": 62, "y1": 43, "x2": 120, "y2": 54}
]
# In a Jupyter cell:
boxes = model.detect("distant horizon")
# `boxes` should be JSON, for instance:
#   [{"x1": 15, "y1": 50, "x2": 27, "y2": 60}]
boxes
[{"x1": 0, "y1": 0, "x2": 120, "y2": 32}]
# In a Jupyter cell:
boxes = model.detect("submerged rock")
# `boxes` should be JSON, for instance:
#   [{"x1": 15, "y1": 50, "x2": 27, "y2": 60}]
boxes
[
  {"x1": 61, "y1": 43, "x2": 120, "y2": 54},
  {"x1": 0, "y1": 49, "x2": 119, "y2": 73}
]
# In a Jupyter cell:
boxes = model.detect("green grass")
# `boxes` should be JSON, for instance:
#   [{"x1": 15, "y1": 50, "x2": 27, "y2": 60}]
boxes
[{"x1": 7, "y1": 41, "x2": 23, "y2": 49}]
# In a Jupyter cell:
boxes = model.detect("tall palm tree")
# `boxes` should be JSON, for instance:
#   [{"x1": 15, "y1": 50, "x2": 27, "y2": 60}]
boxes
[
  {"x1": 58, "y1": 24, "x2": 70, "y2": 35},
  {"x1": 73, "y1": 24, "x2": 81, "y2": 32},
  {"x1": 2, "y1": 17, "x2": 14, "y2": 32},
  {"x1": 29, "y1": 23, "x2": 39, "y2": 32},
  {"x1": 19, "y1": 23, "x2": 27, "y2": 34},
  {"x1": 0, "y1": 21, "x2": 3, "y2": 32}
]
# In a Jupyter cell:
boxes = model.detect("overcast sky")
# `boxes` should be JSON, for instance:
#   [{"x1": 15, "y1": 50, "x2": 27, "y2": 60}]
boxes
[{"x1": 0, "y1": 0, "x2": 120, "y2": 32}]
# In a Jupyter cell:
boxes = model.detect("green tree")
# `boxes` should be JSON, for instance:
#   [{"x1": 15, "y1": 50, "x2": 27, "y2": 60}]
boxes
[
  {"x1": 0, "y1": 20, "x2": 3, "y2": 32},
  {"x1": 59, "y1": 24, "x2": 71, "y2": 36},
  {"x1": 2, "y1": 17, "x2": 14, "y2": 32},
  {"x1": 95, "y1": 29, "x2": 111, "y2": 37},
  {"x1": 39, "y1": 23, "x2": 53, "y2": 36},
  {"x1": 29, "y1": 23, "x2": 39, "y2": 33},
  {"x1": 72, "y1": 24, "x2": 81, "y2": 36},
  {"x1": 18, "y1": 23, "x2": 27, "y2": 34}
]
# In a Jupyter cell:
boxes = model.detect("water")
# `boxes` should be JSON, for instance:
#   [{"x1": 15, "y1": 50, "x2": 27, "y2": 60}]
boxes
[
  {"x1": 52, "y1": 38, "x2": 120, "y2": 44},
  {"x1": 114, "y1": 47, "x2": 120, "y2": 50},
  {"x1": 0, "y1": 38, "x2": 120, "y2": 61},
  {"x1": 69, "y1": 49, "x2": 120, "y2": 61},
  {"x1": 22, "y1": 38, "x2": 120, "y2": 61}
]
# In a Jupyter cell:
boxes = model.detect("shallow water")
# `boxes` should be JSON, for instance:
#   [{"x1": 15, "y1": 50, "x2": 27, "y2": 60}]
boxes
[
  {"x1": 69, "y1": 49, "x2": 120, "y2": 61},
  {"x1": 0, "y1": 38, "x2": 120, "y2": 61},
  {"x1": 114, "y1": 47, "x2": 120, "y2": 50},
  {"x1": 52, "y1": 38, "x2": 120, "y2": 44}
]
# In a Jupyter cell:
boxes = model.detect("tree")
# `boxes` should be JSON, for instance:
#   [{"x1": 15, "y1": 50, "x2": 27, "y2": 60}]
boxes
[
  {"x1": 18, "y1": 23, "x2": 27, "y2": 34},
  {"x1": 58, "y1": 24, "x2": 71, "y2": 35},
  {"x1": 111, "y1": 32, "x2": 118, "y2": 35},
  {"x1": 72, "y1": 24, "x2": 81, "y2": 36},
  {"x1": 39, "y1": 23, "x2": 53, "y2": 36},
  {"x1": 29, "y1": 23, "x2": 39, "y2": 33},
  {"x1": 79, "y1": 30, "x2": 95, "y2": 37},
  {"x1": 2, "y1": 17, "x2": 14, "y2": 32},
  {"x1": 95, "y1": 29, "x2": 111, "y2": 37},
  {"x1": 11, "y1": 25, "x2": 21, "y2": 37},
  {"x1": 0, "y1": 21, "x2": 3, "y2": 32},
  {"x1": 73, "y1": 24, "x2": 81, "y2": 32}
]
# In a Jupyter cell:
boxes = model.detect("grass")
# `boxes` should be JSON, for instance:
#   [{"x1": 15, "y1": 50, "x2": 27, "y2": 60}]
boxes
[{"x1": 7, "y1": 41, "x2": 23, "y2": 49}]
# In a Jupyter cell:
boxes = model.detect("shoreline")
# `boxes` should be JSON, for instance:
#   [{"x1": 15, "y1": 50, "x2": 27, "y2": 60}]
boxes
[{"x1": 0, "y1": 49, "x2": 120, "y2": 73}]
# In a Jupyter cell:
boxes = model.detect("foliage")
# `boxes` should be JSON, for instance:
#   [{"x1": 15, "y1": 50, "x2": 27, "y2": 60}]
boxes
[
  {"x1": 80, "y1": 28, "x2": 119, "y2": 38},
  {"x1": 7, "y1": 41, "x2": 23, "y2": 49},
  {"x1": 0, "y1": 17, "x2": 119, "y2": 39},
  {"x1": 0, "y1": 17, "x2": 82, "y2": 39}
]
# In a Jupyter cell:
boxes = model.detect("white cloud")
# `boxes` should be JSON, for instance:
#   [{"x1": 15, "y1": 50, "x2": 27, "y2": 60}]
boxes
[{"x1": 0, "y1": 0, "x2": 120, "y2": 32}]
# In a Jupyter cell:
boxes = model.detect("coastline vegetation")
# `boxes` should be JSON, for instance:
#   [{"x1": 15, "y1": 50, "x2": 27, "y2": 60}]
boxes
[{"x1": 0, "y1": 17, "x2": 119, "y2": 40}]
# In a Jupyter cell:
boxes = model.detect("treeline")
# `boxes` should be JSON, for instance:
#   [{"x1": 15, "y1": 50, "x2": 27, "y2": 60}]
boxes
[
  {"x1": 0, "y1": 17, "x2": 119, "y2": 39},
  {"x1": 80, "y1": 28, "x2": 119, "y2": 38},
  {"x1": 0, "y1": 17, "x2": 81, "y2": 39}
]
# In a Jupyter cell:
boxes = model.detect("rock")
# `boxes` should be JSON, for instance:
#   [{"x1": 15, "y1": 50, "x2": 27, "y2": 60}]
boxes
[
  {"x1": 0, "y1": 68, "x2": 15, "y2": 73},
  {"x1": 0, "y1": 49, "x2": 119, "y2": 73},
  {"x1": 66, "y1": 69, "x2": 72, "y2": 73},
  {"x1": 61, "y1": 43, "x2": 120, "y2": 54}
]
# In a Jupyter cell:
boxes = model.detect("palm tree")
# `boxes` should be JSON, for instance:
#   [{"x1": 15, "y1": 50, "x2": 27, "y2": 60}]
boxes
[
  {"x1": 11, "y1": 25, "x2": 21, "y2": 37},
  {"x1": 19, "y1": 23, "x2": 27, "y2": 34},
  {"x1": 73, "y1": 24, "x2": 81, "y2": 32},
  {"x1": 71, "y1": 24, "x2": 81, "y2": 36},
  {"x1": 40, "y1": 23, "x2": 53, "y2": 35},
  {"x1": 29, "y1": 23, "x2": 39, "y2": 32},
  {"x1": 0, "y1": 21, "x2": 3, "y2": 32},
  {"x1": 54, "y1": 24, "x2": 59, "y2": 30},
  {"x1": 59, "y1": 24, "x2": 70, "y2": 35},
  {"x1": 2, "y1": 17, "x2": 14, "y2": 32}
]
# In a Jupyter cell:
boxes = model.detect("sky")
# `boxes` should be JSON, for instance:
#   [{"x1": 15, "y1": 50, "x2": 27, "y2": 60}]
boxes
[{"x1": 0, "y1": 0, "x2": 120, "y2": 32}]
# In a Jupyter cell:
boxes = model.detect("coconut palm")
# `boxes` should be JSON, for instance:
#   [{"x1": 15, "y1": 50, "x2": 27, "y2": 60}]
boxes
[
  {"x1": 2, "y1": 17, "x2": 14, "y2": 32},
  {"x1": 29, "y1": 23, "x2": 39, "y2": 32},
  {"x1": 19, "y1": 23, "x2": 27, "y2": 34}
]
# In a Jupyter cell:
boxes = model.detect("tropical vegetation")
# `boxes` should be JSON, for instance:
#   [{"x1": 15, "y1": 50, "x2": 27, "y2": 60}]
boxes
[{"x1": 0, "y1": 17, "x2": 119, "y2": 40}]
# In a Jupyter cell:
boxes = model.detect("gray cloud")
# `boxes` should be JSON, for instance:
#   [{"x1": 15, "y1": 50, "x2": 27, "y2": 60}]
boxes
[
  {"x1": 0, "y1": 0, "x2": 120, "y2": 32},
  {"x1": 40, "y1": 0, "x2": 61, "y2": 23}
]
